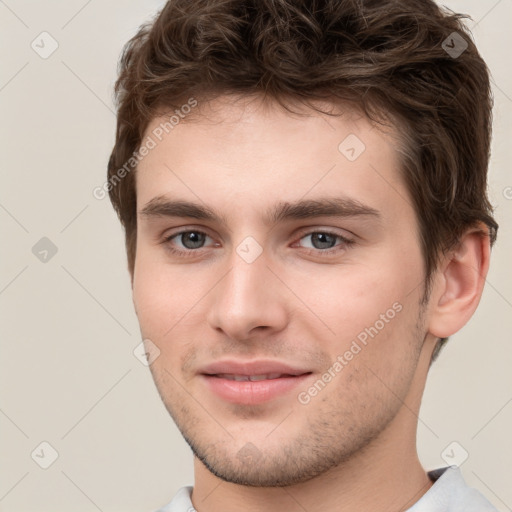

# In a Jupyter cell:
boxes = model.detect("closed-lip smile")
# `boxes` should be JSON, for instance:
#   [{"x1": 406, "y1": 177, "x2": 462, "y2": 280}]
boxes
[{"x1": 199, "y1": 359, "x2": 313, "y2": 405}]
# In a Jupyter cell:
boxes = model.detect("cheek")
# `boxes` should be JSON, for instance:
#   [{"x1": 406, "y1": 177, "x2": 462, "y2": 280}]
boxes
[
  {"x1": 133, "y1": 266, "x2": 196, "y2": 377},
  {"x1": 291, "y1": 254, "x2": 423, "y2": 368},
  {"x1": 132, "y1": 249, "x2": 215, "y2": 347},
  {"x1": 291, "y1": 263, "x2": 406, "y2": 336},
  {"x1": 132, "y1": 250, "x2": 181, "y2": 339}
]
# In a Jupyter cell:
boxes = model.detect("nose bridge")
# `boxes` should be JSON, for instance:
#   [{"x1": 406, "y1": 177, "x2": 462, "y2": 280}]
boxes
[
  {"x1": 232, "y1": 247, "x2": 271, "y2": 298},
  {"x1": 207, "y1": 242, "x2": 287, "y2": 339},
  {"x1": 222, "y1": 231, "x2": 272, "y2": 302},
  {"x1": 222, "y1": 246, "x2": 273, "y2": 314}
]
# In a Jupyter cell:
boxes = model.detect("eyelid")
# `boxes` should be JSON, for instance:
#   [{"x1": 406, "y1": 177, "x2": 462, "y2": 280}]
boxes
[
  {"x1": 294, "y1": 225, "x2": 355, "y2": 240},
  {"x1": 162, "y1": 224, "x2": 214, "y2": 239}
]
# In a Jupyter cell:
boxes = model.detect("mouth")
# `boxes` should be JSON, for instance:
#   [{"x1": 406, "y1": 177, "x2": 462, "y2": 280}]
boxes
[
  {"x1": 199, "y1": 361, "x2": 313, "y2": 405},
  {"x1": 212, "y1": 373, "x2": 299, "y2": 381}
]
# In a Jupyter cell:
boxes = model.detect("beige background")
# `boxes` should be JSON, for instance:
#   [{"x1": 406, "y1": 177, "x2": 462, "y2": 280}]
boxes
[{"x1": 1, "y1": 1, "x2": 511, "y2": 511}]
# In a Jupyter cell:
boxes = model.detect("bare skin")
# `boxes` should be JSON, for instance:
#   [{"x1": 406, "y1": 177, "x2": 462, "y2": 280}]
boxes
[{"x1": 132, "y1": 94, "x2": 490, "y2": 512}]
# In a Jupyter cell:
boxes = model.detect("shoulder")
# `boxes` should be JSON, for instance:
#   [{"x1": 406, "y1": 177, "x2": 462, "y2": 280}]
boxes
[
  {"x1": 408, "y1": 466, "x2": 498, "y2": 511},
  {"x1": 152, "y1": 486, "x2": 194, "y2": 512}
]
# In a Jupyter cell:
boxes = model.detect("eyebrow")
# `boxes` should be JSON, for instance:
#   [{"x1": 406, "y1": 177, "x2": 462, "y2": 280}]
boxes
[{"x1": 139, "y1": 195, "x2": 381, "y2": 226}]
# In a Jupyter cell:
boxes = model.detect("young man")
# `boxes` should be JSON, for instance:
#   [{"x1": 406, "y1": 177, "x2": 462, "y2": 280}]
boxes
[{"x1": 107, "y1": 0, "x2": 499, "y2": 510}]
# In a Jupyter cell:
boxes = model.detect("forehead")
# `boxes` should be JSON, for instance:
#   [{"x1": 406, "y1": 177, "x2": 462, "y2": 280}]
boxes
[{"x1": 136, "y1": 94, "x2": 410, "y2": 225}]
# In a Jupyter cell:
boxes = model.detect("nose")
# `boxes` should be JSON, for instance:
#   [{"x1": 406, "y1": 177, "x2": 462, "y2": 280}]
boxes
[{"x1": 206, "y1": 249, "x2": 288, "y2": 342}]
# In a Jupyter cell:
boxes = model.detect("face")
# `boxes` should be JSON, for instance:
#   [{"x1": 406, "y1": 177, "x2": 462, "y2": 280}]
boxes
[{"x1": 132, "y1": 95, "x2": 430, "y2": 486}]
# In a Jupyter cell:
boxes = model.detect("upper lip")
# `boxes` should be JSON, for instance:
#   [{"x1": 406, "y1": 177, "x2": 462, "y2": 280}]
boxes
[{"x1": 200, "y1": 359, "x2": 311, "y2": 377}]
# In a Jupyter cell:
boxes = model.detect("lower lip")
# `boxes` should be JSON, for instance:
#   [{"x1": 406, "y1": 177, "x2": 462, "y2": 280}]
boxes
[{"x1": 201, "y1": 374, "x2": 312, "y2": 405}]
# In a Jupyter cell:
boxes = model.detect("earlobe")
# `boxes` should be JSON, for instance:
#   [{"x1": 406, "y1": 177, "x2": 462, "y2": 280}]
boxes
[{"x1": 428, "y1": 226, "x2": 491, "y2": 339}]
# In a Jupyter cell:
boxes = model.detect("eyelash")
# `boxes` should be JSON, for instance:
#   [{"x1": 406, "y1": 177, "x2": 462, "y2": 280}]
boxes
[{"x1": 162, "y1": 229, "x2": 355, "y2": 258}]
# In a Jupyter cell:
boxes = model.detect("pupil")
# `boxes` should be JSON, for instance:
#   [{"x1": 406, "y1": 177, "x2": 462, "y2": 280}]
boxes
[
  {"x1": 312, "y1": 233, "x2": 335, "y2": 249},
  {"x1": 183, "y1": 232, "x2": 205, "y2": 249}
]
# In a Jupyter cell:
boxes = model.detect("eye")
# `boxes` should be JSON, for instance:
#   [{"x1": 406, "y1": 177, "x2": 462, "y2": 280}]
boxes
[
  {"x1": 163, "y1": 230, "x2": 215, "y2": 255},
  {"x1": 295, "y1": 230, "x2": 355, "y2": 256},
  {"x1": 161, "y1": 228, "x2": 355, "y2": 259}
]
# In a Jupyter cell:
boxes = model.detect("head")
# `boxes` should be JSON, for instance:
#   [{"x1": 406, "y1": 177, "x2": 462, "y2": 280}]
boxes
[{"x1": 107, "y1": 0, "x2": 497, "y2": 487}]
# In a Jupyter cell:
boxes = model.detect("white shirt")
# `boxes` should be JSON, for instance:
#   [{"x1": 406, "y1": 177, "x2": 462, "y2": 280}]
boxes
[{"x1": 154, "y1": 466, "x2": 498, "y2": 512}]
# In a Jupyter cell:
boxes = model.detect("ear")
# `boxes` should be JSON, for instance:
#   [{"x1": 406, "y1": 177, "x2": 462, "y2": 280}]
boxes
[{"x1": 428, "y1": 225, "x2": 491, "y2": 339}]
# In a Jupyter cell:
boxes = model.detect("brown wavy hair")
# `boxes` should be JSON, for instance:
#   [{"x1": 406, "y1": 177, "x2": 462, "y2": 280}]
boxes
[{"x1": 107, "y1": 0, "x2": 498, "y2": 357}]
